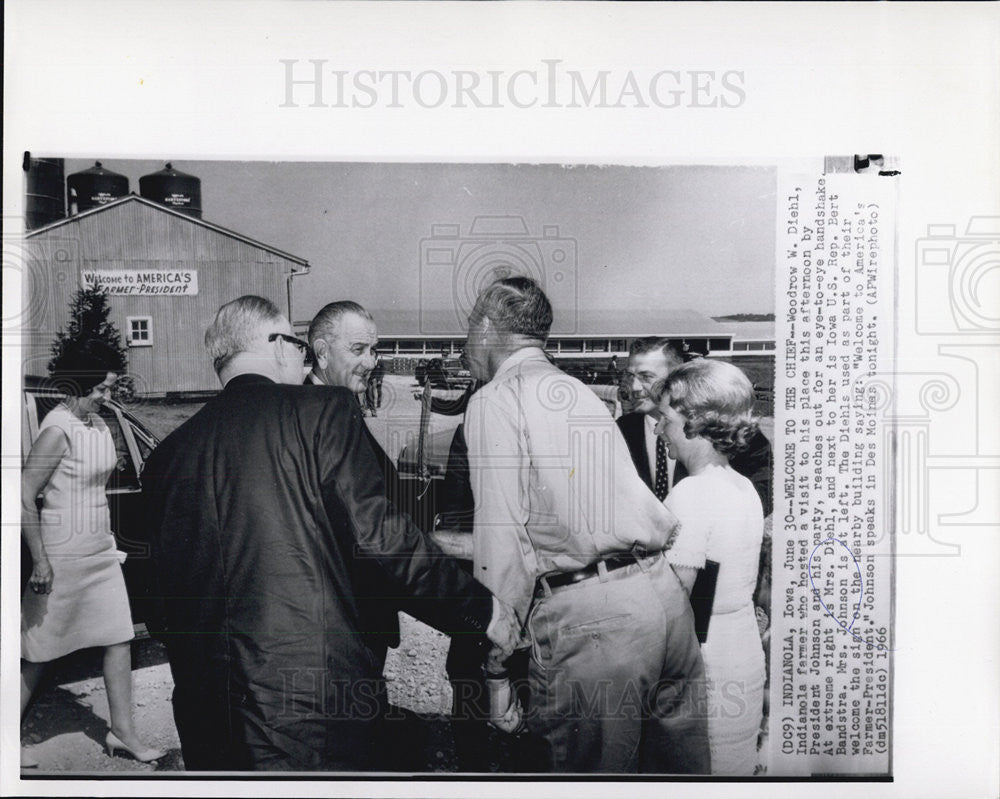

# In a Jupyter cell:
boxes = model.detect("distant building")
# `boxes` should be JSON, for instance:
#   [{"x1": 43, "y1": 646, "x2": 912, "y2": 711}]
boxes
[
  {"x1": 295, "y1": 308, "x2": 775, "y2": 361},
  {"x1": 24, "y1": 195, "x2": 309, "y2": 395},
  {"x1": 710, "y1": 319, "x2": 777, "y2": 353}
]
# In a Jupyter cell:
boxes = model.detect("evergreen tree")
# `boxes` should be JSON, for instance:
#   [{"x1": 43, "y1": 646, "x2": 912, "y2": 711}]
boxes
[{"x1": 49, "y1": 283, "x2": 128, "y2": 376}]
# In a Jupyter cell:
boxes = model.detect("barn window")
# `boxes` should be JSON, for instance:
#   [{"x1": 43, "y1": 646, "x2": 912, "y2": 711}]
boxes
[{"x1": 127, "y1": 316, "x2": 152, "y2": 347}]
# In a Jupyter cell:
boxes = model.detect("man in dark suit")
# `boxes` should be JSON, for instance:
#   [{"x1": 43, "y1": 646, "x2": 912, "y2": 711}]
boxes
[
  {"x1": 307, "y1": 301, "x2": 434, "y2": 527},
  {"x1": 617, "y1": 337, "x2": 773, "y2": 516},
  {"x1": 143, "y1": 296, "x2": 518, "y2": 771},
  {"x1": 306, "y1": 301, "x2": 390, "y2": 486},
  {"x1": 305, "y1": 300, "x2": 430, "y2": 768}
]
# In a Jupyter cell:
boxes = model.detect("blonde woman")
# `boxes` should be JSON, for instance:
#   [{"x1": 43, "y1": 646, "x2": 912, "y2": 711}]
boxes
[{"x1": 653, "y1": 359, "x2": 766, "y2": 775}]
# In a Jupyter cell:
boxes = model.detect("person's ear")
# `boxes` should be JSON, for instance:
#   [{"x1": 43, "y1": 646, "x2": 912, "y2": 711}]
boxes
[{"x1": 312, "y1": 338, "x2": 328, "y2": 368}]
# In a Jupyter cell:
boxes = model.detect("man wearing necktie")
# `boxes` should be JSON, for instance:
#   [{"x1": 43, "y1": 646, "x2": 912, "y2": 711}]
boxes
[
  {"x1": 617, "y1": 338, "x2": 773, "y2": 515},
  {"x1": 307, "y1": 302, "x2": 404, "y2": 514},
  {"x1": 306, "y1": 301, "x2": 489, "y2": 768}
]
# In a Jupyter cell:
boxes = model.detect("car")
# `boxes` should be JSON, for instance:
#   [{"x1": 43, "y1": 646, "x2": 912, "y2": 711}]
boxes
[
  {"x1": 21, "y1": 377, "x2": 160, "y2": 627},
  {"x1": 415, "y1": 357, "x2": 472, "y2": 391}
]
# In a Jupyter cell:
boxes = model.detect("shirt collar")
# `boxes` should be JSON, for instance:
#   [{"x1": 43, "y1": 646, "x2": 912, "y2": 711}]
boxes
[
  {"x1": 223, "y1": 373, "x2": 276, "y2": 391},
  {"x1": 492, "y1": 346, "x2": 549, "y2": 381}
]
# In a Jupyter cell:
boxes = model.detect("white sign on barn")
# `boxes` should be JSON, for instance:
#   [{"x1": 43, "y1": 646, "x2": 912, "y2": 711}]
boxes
[{"x1": 82, "y1": 269, "x2": 199, "y2": 296}]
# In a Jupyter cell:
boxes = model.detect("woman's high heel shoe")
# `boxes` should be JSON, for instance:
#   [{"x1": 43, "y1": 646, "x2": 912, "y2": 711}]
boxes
[{"x1": 105, "y1": 731, "x2": 166, "y2": 763}]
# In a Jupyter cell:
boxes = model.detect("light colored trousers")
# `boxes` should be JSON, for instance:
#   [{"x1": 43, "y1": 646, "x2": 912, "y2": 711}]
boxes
[{"x1": 526, "y1": 553, "x2": 711, "y2": 773}]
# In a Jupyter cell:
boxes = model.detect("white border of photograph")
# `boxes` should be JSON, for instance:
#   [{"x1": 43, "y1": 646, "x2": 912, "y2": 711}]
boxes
[{"x1": 3, "y1": 3, "x2": 998, "y2": 798}]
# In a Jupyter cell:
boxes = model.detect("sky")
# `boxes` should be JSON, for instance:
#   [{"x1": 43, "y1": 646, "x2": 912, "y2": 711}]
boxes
[{"x1": 59, "y1": 159, "x2": 776, "y2": 329}]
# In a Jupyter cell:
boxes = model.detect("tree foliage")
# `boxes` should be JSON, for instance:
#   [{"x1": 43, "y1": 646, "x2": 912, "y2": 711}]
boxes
[{"x1": 49, "y1": 283, "x2": 128, "y2": 375}]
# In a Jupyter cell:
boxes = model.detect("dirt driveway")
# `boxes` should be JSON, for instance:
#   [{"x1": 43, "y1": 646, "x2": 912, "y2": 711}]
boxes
[{"x1": 19, "y1": 613, "x2": 490, "y2": 774}]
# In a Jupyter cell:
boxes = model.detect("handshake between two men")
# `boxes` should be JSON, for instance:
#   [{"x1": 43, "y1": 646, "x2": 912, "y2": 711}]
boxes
[
  {"x1": 143, "y1": 295, "x2": 532, "y2": 771},
  {"x1": 483, "y1": 596, "x2": 526, "y2": 734}
]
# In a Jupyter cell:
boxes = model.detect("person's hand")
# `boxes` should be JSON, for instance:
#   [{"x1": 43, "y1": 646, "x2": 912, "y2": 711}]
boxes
[
  {"x1": 485, "y1": 596, "x2": 521, "y2": 659},
  {"x1": 486, "y1": 674, "x2": 524, "y2": 734},
  {"x1": 429, "y1": 529, "x2": 474, "y2": 560},
  {"x1": 29, "y1": 558, "x2": 53, "y2": 595}
]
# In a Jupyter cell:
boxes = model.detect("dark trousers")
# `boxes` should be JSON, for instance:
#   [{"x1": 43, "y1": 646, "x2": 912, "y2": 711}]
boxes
[
  {"x1": 447, "y1": 643, "x2": 545, "y2": 773},
  {"x1": 172, "y1": 672, "x2": 391, "y2": 771}
]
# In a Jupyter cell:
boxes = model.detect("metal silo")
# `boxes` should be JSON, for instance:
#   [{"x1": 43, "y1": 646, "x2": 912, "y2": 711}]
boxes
[
  {"x1": 67, "y1": 161, "x2": 129, "y2": 214},
  {"x1": 139, "y1": 162, "x2": 202, "y2": 218},
  {"x1": 23, "y1": 155, "x2": 66, "y2": 230}
]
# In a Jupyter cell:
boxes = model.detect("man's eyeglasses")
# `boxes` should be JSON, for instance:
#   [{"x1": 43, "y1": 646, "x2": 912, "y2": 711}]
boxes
[{"x1": 268, "y1": 332, "x2": 313, "y2": 359}]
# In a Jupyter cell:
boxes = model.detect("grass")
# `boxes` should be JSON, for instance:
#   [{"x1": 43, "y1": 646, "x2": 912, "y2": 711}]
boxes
[{"x1": 126, "y1": 400, "x2": 205, "y2": 441}]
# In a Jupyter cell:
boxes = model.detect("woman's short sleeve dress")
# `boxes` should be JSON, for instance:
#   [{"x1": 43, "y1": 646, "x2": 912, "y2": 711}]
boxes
[
  {"x1": 665, "y1": 467, "x2": 766, "y2": 775},
  {"x1": 21, "y1": 405, "x2": 135, "y2": 662}
]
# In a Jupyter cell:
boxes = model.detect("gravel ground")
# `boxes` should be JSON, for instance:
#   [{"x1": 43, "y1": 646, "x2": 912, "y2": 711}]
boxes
[
  {"x1": 20, "y1": 637, "x2": 183, "y2": 773},
  {"x1": 20, "y1": 615, "x2": 467, "y2": 774},
  {"x1": 18, "y1": 377, "x2": 467, "y2": 773},
  {"x1": 123, "y1": 398, "x2": 205, "y2": 441}
]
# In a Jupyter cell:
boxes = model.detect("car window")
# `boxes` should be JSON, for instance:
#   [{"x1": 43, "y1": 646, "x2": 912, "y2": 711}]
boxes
[
  {"x1": 98, "y1": 406, "x2": 141, "y2": 490},
  {"x1": 118, "y1": 408, "x2": 157, "y2": 471},
  {"x1": 132, "y1": 430, "x2": 154, "y2": 472},
  {"x1": 32, "y1": 395, "x2": 64, "y2": 431},
  {"x1": 23, "y1": 391, "x2": 66, "y2": 457}
]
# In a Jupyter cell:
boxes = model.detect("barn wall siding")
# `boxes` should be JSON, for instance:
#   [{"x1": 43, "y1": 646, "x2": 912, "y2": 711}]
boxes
[{"x1": 24, "y1": 201, "x2": 304, "y2": 395}]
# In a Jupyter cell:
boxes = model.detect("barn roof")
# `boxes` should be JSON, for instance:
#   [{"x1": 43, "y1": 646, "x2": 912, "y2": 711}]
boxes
[
  {"x1": 299, "y1": 307, "x2": 748, "y2": 338},
  {"x1": 25, "y1": 194, "x2": 309, "y2": 269}
]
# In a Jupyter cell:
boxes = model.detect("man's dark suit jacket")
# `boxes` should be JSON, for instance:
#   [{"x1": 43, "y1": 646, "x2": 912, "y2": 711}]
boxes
[
  {"x1": 304, "y1": 373, "x2": 416, "y2": 656},
  {"x1": 616, "y1": 411, "x2": 773, "y2": 517},
  {"x1": 143, "y1": 375, "x2": 493, "y2": 770}
]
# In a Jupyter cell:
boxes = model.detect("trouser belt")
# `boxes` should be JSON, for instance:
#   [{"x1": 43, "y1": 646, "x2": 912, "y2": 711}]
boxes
[{"x1": 536, "y1": 549, "x2": 662, "y2": 595}]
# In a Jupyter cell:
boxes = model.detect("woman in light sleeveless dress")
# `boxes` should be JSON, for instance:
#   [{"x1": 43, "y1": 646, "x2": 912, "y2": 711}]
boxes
[
  {"x1": 21, "y1": 340, "x2": 165, "y2": 767},
  {"x1": 653, "y1": 359, "x2": 766, "y2": 775}
]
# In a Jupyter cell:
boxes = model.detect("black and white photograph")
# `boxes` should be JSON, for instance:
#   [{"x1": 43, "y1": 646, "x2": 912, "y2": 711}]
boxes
[
  {"x1": 16, "y1": 158, "x2": 782, "y2": 776},
  {"x1": 3, "y1": 3, "x2": 998, "y2": 798}
]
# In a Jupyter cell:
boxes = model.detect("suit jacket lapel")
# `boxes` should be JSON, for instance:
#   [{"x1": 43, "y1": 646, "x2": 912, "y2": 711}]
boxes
[{"x1": 618, "y1": 412, "x2": 653, "y2": 490}]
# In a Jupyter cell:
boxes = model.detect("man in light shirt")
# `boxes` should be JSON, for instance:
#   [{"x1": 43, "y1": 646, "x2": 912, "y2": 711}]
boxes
[{"x1": 463, "y1": 276, "x2": 710, "y2": 773}]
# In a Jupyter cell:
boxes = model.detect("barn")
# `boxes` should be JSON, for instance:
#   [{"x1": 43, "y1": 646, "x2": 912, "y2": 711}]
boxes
[{"x1": 23, "y1": 194, "x2": 309, "y2": 395}]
